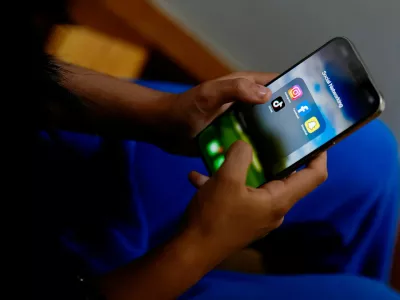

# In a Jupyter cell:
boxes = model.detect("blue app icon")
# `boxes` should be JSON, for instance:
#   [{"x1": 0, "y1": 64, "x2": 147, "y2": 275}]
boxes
[{"x1": 296, "y1": 101, "x2": 312, "y2": 117}]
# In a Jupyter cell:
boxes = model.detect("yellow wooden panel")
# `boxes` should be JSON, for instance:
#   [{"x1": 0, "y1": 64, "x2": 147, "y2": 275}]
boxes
[{"x1": 47, "y1": 25, "x2": 148, "y2": 78}]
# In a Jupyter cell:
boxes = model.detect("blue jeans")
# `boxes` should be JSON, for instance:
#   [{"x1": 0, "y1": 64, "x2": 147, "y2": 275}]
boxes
[{"x1": 32, "y1": 81, "x2": 399, "y2": 299}]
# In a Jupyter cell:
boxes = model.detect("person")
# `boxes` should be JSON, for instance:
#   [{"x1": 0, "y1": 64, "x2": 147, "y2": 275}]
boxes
[{"x1": 30, "y1": 1, "x2": 400, "y2": 299}]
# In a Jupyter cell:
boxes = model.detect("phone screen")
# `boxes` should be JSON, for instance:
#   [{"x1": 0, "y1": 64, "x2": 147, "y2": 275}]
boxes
[{"x1": 197, "y1": 37, "x2": 381, "y2": 187}]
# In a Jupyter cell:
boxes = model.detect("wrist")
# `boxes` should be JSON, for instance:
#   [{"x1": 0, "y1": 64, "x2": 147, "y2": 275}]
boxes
[
  {"x1": 142, "y1": 91, "x2": 199, "y2": 154},
  {"x1": 173, "y1": 227, "x2": 234, "y2": 272},
  {"x1": 100, "y1": 226, "x2": 225, "y2": 300}
]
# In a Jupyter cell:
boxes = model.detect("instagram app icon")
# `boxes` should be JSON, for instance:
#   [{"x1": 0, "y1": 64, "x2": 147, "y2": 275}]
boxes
[{"x1": 288, "y1": 85, "x2": 303, "y2": 100}]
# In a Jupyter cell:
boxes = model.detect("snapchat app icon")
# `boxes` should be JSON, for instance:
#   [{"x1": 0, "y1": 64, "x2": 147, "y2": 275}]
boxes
[{"x1": 305, "y1": 117, "x2": 321, "y2": 133}]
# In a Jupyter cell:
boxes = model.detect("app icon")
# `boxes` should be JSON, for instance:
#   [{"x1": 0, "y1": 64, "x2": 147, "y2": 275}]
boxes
[
  {"x1": 213, "y1": 156, "x2": 225, "y2": 170},
  {"x1": 207, "y1": 140, "x2": 223, "y2": 156},
  {"x1": 288, "y1": 85, "x2": 303, "y2": 100},
  {"x1": 296, "y1": 101, "x2": 311, "y2": 117},
  {"x1": 271, "y1": 96, "x2": 285, "y2": 112},
  {"x1": 305, "y1": 116, "x2": 321, "y2": 133}
]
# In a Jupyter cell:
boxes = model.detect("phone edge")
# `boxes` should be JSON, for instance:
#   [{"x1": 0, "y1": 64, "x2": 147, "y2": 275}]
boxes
[
  {"x1": 195, "y1": 36, "x2": 385, "y2": 185},
  {"x1": 272, "y1": 37, "x2": 385, "y2": 181}
]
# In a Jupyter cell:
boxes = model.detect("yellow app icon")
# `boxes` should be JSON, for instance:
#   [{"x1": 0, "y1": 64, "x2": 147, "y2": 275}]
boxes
[{"x1": 305, "y1": 116, "x2": 320, "y2": 133}]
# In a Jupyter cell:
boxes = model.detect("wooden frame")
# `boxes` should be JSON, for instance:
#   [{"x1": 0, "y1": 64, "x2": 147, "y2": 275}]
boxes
[{"x1": 70, "y1": 0, "x2": 233, "y2": 81}]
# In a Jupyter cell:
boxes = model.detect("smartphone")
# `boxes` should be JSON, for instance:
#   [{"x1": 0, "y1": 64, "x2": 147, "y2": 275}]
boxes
[{"x1": 197, "y1": 37, "x2": 384, "y2": 187}]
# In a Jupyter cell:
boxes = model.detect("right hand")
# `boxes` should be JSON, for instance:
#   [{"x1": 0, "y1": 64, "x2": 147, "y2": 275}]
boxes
[{"x1": 186, "y1": 141, "x2": 328, "y2": 256}]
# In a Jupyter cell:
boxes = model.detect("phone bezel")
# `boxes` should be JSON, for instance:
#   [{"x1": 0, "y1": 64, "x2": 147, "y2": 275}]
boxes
[{"x1": 196, "y1": 36, "x2": 384, "y2": 184}]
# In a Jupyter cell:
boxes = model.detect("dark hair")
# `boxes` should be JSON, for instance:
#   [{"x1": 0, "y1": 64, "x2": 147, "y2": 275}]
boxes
[
  {"x1": 29, "y1": 3, "x2": 85, "y2": 298},
  {"x1": 29, "y1": 0, "x2": 70, "y2": 128}
]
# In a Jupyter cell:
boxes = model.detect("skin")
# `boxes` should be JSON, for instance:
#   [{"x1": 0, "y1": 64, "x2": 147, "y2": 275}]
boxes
[{"x1": 47, "y1": 62, "x2": 328, "y2": 299}]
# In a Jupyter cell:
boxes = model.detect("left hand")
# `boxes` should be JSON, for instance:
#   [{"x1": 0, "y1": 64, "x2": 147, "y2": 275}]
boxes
[{"x1": 163, "y1": 72, "x2": 278, "y2": 155}]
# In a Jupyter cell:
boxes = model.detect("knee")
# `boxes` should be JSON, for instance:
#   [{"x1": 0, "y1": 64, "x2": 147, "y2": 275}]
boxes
[
  {"x1": 358, "y1": 120, "x2": 398, "y2": 180},
  {"x1": 364, "y1": 119, "x2": 398, "y2": 156},
  {"x1": 329, "y1": 120, "x2": 398, "y2": 193}
]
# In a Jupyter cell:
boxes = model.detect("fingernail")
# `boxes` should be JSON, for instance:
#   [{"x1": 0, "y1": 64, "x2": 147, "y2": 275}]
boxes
[{"x1": 257, "y1": 85, "x2": 272, "y2": 100}]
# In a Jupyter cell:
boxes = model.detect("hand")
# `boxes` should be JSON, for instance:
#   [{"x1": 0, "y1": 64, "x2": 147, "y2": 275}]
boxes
[
  {"x1": 163, "y1": 72, "x2": 277, "y2": 155},
  {"x1": 185, "y1": 141, "x2": 328, "y2": 257}
]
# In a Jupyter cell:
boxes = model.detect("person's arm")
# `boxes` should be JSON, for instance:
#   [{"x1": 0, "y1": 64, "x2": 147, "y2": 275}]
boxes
[
  {"x1": 45, "y1": 60, "x2": 274, "y2": 153},
  {"x1": 100, "y1": 227, "x2": 226, "y2": 300},
  {"x1": 46, "y1": 61, "x2": 181, "y2": 146}
]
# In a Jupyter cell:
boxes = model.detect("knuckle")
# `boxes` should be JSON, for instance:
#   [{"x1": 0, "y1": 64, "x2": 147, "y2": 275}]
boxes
[
  {"x1": 316, "y1": 168, "x2": 328, "y2": 184},
  {"x1": 269, "y1": 195, "x2": 292, "y2": 218},
  {"x1": 231, "y1": 78, "x2": 248, "y2": 95},
  {"x1": 271, "y1": 217, "x2": 284, "y2": 229},
  {"x1": 197, "y1": 83, "x2": 211, "y2": 99},
  {"x1": 238, "y1": 186, "x2": 249, "y2": 198},
  {"x1": 265, "y1": 180, "x2": 285, "y2": 196},
  {"x1": 273, "y1": 205, "x2": 289, "y2": 219}
]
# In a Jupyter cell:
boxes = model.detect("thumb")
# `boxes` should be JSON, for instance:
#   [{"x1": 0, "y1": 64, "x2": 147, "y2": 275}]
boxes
[
  {"x1": 218, "y1": 140, "x2": 253, "y2": 183},
  {"x1": 197, "y1": 78, "x2": 272, "y2": 113},
  {"x1": 215, "y1": 78, "x2": 272, "y2": 105}
]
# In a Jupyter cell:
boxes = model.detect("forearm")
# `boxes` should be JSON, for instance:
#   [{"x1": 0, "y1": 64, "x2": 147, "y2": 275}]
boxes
[
  {"x1": 46, "y1": 61, "x2": 183, "y2": 143},
  {"x1": 100, "y1": 228, "x2": 227, "y2": 300}
]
